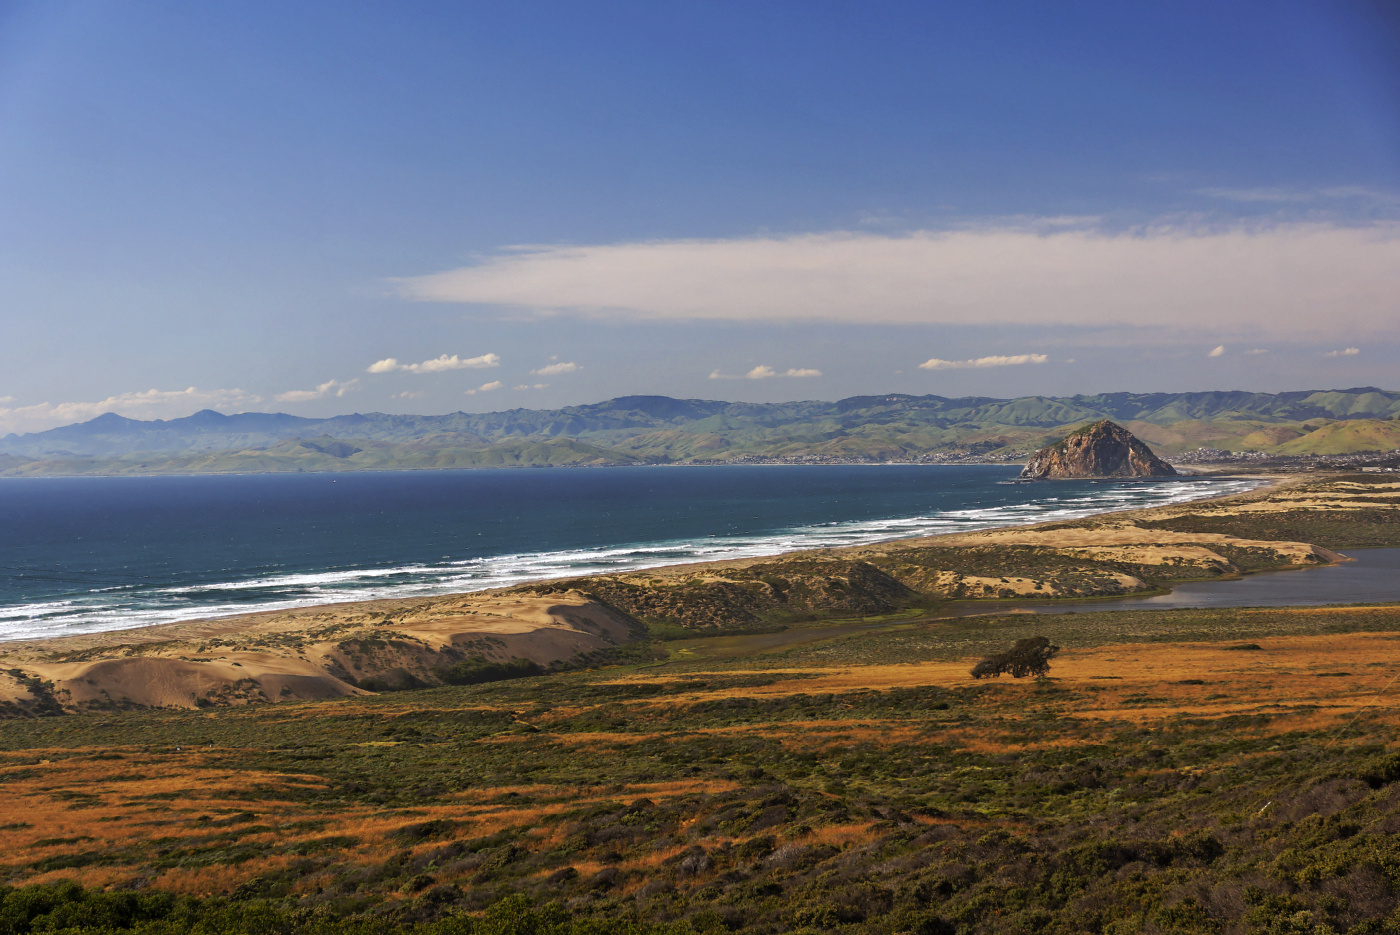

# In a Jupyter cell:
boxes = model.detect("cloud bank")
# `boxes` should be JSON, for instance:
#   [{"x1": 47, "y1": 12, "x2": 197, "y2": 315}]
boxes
[
  {"x1": 396, "y1": 224, "x2": 1400, "y2": 338},
  {"x1": 918, "y1": 354, "x2": 1048, "y2": 370},
  {"x1": 368, "y1": 353, "x2": 500, "y2": 374}
]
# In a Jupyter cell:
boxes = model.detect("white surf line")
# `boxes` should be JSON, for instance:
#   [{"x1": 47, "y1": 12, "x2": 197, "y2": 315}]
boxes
[{"x1": 0, "y1": 477, "x2": 1265, "y2": 641}]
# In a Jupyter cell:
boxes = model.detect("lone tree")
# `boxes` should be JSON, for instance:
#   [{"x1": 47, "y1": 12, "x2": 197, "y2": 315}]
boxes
[{"x1": 970, "y1": 636, "x2": 1060, "y2": 679}]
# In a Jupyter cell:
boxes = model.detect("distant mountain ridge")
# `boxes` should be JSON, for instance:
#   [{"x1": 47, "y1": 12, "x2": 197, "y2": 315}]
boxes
[{"x1": 2, "y1": 387, "x2": 1398, "y2": 473}]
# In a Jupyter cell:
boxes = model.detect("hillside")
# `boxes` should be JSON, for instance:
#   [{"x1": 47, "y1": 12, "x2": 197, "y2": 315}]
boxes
[
  {"x1": 3, "y1": 476, "x2": 1400, "y2": 934},
  {"x1": 2, "y1": 388, "x2": 1399, "y2": 475}
]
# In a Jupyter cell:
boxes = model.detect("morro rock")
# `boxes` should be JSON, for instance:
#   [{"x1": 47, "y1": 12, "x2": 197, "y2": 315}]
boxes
[{"x1": 1020, "y1": 420, "x2": 1176, "y2": 479}]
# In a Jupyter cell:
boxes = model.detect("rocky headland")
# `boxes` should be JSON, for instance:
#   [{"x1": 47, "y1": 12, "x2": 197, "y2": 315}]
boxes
[{"x1": 1020, "y1": 419, "x2": 1177, "y2": 479}]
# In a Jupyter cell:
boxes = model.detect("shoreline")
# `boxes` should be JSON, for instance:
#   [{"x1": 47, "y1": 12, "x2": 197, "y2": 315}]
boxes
[
  {"x1": 0, "y1": 471, "x2": 1275, "y2": 650},
  {"x1": 4, "y1": 469, "x2": 1395, "y2": 713}
]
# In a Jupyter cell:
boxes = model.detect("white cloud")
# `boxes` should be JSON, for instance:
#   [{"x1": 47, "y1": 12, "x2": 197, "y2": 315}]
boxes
[
  {"x1": 1324, "y1": 347, "x2": 1361, "y2": 357},
  {"x1": 918, "y1": 354, "x2": 1048, "y2": 370},
  {"x1": 275, "y1": 379, "x2": 357, "y2": 403},
  {"x1": 1208, "y1": 345, "x2": 1226, "y2": 357},
  {"x1": 1244, "y1": 348, "x2": 1269, "y2": 355},
  {"x1": 394, "y1": 223, "x2": 1400, "y2": 339},
  {"x1": 514, "y1": 383, "x2": 549, "y2": 390},
  {"x1": 391, "y1": 390, "x2": 425, "y2": 400},
  {"x1": 0, "y1": 396, "x2": 14, "y2": 404},
  {"x1": 531, "y1": 361, "x2": 579, "y2": 376},
  {"x1": 709, "y1": 365, "x2": 823, "y2": 380},
  {"x1": 464, "y1": 380, "x2": 505, "y2": 395},
  {"x1": 367, "y1": 353, "x2": 500, "y2": 374},
  {"x1": 0, "y1": 387, "x2": 262, "y2": 435}
]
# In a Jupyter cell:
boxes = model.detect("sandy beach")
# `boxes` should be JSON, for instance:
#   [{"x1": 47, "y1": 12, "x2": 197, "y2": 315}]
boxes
[{"x1": 3, "y1": 472, "x2": 1395, "y2": 715}]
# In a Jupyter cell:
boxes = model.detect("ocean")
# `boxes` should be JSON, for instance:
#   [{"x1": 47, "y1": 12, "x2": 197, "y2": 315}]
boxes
[{"x1": 0, "y1": 465, "x2": 1261, "y2": 641}]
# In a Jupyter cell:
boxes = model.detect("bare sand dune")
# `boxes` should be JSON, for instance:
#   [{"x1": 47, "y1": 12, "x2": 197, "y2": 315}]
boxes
[{"x1": 0, "y1": 591, "x2": 639, "y2": 713}]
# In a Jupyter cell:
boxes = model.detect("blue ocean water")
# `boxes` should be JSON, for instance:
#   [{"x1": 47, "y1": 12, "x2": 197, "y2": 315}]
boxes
[{"x1": 0, "y1": 465, "x2": 1260, "y2": 641}]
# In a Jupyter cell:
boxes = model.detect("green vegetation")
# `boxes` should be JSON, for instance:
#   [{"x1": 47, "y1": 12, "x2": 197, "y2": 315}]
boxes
[
  {"x1": 7, "y1": 602, "x2": 1400, "y2": 932},
  {"x1": 6, "y1": 389, "x2": 1400, "y2": 475},
  {"x1": 3, "y1": 475, "x2": 1400, "y2": 929},
  {"x1": 1139, "y1": 475, "x2": 1400, "y2": 549},
  {"x1": 516, "y1": 559, "x2": 920, "y2": 632},
  {"x1": 969, "y1": 636, "x2": 1059, "y2": 679},
  {"x1": 440, "y1": 657, "x2": 544, "y2": 686},
  {"x1": 0, "y1": 885, "x2": 678, "y2": 934},
  {"x1": 1142, "y1": 509, "x2": 1400, "y2": 549}
]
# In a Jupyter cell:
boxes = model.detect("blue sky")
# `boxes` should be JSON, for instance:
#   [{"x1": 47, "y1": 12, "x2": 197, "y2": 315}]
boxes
[{"x1": 2, "y1": 1, "x2": 1399, "y2": 432}]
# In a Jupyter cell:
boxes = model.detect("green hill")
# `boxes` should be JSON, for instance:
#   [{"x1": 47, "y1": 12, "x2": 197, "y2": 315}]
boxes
[{"x1": 3, "y1": 388, "x2": 1399, "y2": 475}]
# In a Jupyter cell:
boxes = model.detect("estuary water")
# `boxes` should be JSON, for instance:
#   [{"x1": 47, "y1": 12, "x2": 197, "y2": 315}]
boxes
[
  {"x1": 0, "y1": 465, "x2": 1260, "y2": 641},
  {"x1": 1023, "y1": 547, "x2": 1400, "y2": 614}
]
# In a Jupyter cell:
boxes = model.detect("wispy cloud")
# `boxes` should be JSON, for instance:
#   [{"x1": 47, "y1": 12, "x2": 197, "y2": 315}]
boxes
[
  {"x1": 391, "y1": 390, "x2": 425, "y2": 400},
  {"x1": 1324, "y1": 347, "x2": 1361, "y2": 357},
  {"x1": 0, "y1": 387, "x2": 262, "y2": 435},
  {"x1": 275, "y1": 379, "x2": 357, "y2": 403},
  {"x1": 1244, "y1": 348, "x2": 1269, "y2": 355},
  {"x1": 1207, "y1": 345, "x2": 1226, "y2": 357},
  {"x1": 709, "y1": 365, "x2": 823, "y2": 380},
  {"x1": 514, "y1": 383, "x2": 549, "y2": 390},
  {"x1": 464, "y1": 380, "x2": 505, "y2": 395},
  {"x1": 368, "y1": 353, "x2": 500, "y2": 374},
  {"x1": 918, "y1": 353, "x2": 1048, "y2": 370},
  {"x1": 531, "y1": 361, "x2": 578, "y2": 376},
  {"x1": 393, "y1": 223, "x2": 1400, "y2": 338}
]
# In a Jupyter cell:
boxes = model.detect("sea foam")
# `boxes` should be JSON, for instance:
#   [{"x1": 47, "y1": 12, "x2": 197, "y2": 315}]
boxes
[{"x1": 0, "y1": 471, "x2": 1261, "y2": 641}]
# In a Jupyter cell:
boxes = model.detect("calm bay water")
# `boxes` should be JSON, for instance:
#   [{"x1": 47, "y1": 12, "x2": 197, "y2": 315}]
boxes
[
  {"x1": 1023, "y1": 547, "x2": 1400, "y2": 614},
  {"x1": 0, "y1": 465, "x2": 1261, "y2": 641}
]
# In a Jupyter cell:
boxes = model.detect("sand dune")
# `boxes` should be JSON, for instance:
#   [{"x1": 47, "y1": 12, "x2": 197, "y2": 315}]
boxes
[
  {"x1": 0, "y1": 591, "x2": 640, "y2": 714},
  {"x1": 2, "y1": 474, "x2": 1389, "y2": 715}
]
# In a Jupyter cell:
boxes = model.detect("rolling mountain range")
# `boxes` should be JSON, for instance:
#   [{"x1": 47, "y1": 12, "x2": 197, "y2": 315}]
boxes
[{"x1": 2, "y1": 387, "x2": 1399, "y2": 475}]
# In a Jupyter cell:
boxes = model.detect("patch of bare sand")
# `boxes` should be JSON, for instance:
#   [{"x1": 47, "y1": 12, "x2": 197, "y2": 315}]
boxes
[
  {"x1": 0, "y1": 591, "x2": 639, "y2": 711},
  {"x1": 902, "y1": 523, "x2": 1338, "y2": 565}
]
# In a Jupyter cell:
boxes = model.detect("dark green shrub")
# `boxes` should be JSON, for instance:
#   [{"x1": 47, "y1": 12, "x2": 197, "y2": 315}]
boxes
[
  {"x1": 440, "y1": 657, "x2": 543, "y2": 686},
  {"x1": 1356, "y1": 752, "x2": 1400, "y2": 788},
  {"x1": 970, "y1": 636, "x2": 1060, "y2": 679}
]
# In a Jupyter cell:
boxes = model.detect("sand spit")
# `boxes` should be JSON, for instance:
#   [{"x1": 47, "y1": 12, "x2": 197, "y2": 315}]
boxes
[{"x1": 2, "y1": 473, "x2": 1394, "y2": 715}]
